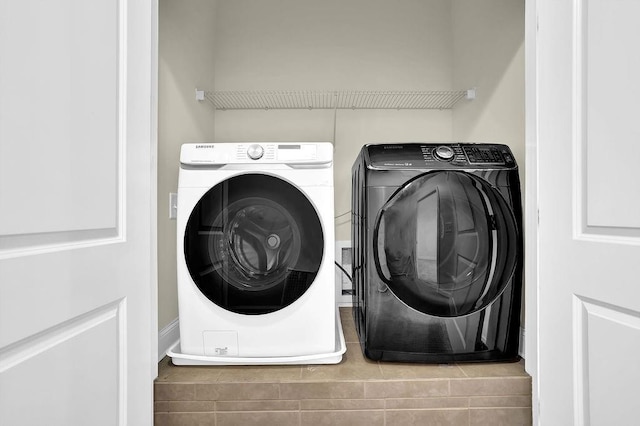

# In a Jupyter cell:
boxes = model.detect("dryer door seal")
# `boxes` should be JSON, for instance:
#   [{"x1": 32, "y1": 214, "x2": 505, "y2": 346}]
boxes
[{"x1": 184, "y1": 173, "x2": 324, "y2": 314}]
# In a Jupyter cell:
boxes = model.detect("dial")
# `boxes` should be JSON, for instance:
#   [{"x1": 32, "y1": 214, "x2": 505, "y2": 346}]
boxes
[
  {"x1": 247, "y1": 144, "x2": 264, "y2": 160},
  {"x1": 434, "y1": 145, "x2": 455, "y2": 161}
]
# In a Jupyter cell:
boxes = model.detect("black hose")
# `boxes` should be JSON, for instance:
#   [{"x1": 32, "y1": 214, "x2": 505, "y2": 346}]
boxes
[{"x1": 334, "y1": 261, "x2": 352, "y2": 282}]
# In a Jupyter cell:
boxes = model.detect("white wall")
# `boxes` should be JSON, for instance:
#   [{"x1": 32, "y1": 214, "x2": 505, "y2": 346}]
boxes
[{"x1": 158, "y1": 0, "x2": 217, "y2": 330}]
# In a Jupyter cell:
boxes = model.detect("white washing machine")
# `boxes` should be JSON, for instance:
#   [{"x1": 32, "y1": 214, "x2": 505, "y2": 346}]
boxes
[{"x1": 169, "y1": 142, "x2": 343, "y2": 365}]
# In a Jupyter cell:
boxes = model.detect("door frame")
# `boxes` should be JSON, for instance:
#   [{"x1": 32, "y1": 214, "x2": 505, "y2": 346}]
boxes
[
  {"x1": 151, "y1": 0, "x2": 159, "y2": 379},
  {"x1": 524, "y1": 0, "x2": 540, "y2": 423}
]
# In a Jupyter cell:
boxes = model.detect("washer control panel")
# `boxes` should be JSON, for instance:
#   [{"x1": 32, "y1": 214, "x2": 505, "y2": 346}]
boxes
[
  {"x1": 180, "y1": 142, "x2": 333, "y2": 166},
  {"x1": 235, "y1": 143, "x2": 318, "y2": 161},
  {"x1": 366, "y1": 143, "x2": 516, "y2": 169}
]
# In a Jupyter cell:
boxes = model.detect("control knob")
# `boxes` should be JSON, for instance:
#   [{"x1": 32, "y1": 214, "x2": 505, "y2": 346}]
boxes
[
  {"x1": 247, "y1": 144, "x2": 264, "y2": 160},
  {"x1": 434, "y1": 145, "x2": 455, "y2": 161}
]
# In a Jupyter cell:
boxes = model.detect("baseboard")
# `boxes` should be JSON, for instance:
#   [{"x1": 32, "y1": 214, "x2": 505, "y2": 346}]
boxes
[{"x1": 158, "y1": 317, "x2": 179, "y2": 362}]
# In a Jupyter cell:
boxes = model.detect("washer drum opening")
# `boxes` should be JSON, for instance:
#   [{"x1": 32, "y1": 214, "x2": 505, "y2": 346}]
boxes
[{"x1": 184, "y1": 174, "x2": 324, "y2": 315}]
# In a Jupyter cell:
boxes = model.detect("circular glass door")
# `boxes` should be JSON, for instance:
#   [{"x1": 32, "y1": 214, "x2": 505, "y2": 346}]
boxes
[
  {"x1": 374, "y1": 171, "x2": 518, "y2": 317},
  {"x1": 184, "y1": 174, "x2": 324, "y2": 314}
]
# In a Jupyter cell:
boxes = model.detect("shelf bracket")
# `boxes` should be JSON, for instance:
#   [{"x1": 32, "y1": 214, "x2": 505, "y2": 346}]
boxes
[{"x1": 466, "y1": 88, "x2": 477, "y2": 100}]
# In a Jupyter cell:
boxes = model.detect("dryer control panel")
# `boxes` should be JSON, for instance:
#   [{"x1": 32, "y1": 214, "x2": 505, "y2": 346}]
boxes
[{"x1": 365, "y1": 143, "x2": 516, "y2": 170}]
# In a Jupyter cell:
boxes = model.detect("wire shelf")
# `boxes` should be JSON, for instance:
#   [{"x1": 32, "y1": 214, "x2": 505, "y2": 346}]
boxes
[{"x1": 200, "y1": 90, "x2": 473, "y2": 111}]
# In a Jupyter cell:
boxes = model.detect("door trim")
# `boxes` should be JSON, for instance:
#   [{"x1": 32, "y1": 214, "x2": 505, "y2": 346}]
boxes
[{"x1": 524, "y1": 0, "x2": 539, "y2": 424}]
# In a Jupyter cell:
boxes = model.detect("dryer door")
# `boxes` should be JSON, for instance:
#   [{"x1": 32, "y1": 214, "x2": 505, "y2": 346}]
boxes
[
  {"x1": 184, "y1": 173, "x2": 324, "y2": 314},
  {"x1": 374, "y1": 171, "x2": 518, "y2": 317}
]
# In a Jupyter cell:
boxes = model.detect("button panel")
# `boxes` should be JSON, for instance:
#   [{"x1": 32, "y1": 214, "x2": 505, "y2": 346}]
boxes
[
  {"x1": 235, "y1": 144, "x2": 277, "y2": 161},
  {"x1": 462, "y1": 146, "x2": 505, "y2": 164},
  {"x1": 420, "y1": 145, "x2": 467, "y2": 165}
]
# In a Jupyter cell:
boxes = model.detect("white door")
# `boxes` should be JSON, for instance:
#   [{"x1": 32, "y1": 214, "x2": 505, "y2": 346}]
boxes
[
  {"x1": 533, "y1": 0, "x2": 640, "y2": 424},
  {"x1": 0, "y1": 0, "x2": 157, "y2": 425}
]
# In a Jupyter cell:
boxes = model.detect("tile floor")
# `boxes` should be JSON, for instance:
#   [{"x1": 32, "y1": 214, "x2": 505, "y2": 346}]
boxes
[{"x1": 155, "y1": 308, "x2": 532, "y2": 425}]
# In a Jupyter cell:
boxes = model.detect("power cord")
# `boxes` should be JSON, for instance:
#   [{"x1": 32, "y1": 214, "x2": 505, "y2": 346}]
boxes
[{"x1": 334, "y1": 261, "x2": 353, "y2": 282}]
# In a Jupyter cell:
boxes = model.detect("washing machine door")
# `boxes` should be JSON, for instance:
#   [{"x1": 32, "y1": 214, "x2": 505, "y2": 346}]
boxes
[
  {"x1": 184, "y1": 173, "x2": 324, "y2": 314},
  {"x1": 374, "y1": 170, "x2": 518, "y2": 317}
]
